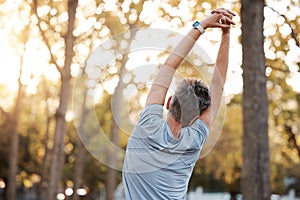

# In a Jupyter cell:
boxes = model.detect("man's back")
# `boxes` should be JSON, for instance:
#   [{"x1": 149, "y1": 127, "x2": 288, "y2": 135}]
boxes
[{"x1": 122, "y1": 104, "x2": 208, "y2": 200}]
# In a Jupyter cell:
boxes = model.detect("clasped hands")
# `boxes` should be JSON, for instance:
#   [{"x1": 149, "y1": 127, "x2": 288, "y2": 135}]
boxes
[{"x1": 201, "y1": 8, "x2": 236, "y2": 31}]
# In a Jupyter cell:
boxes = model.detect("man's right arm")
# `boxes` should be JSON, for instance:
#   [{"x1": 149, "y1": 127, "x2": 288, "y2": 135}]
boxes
[{"x1": 200, "y1": 28, "x2": 231, "y2": 128}]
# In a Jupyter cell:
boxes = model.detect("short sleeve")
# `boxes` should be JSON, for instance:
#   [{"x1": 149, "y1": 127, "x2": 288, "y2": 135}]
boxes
[
  {"x1": 189, "y1": 119, "x2": 209, "y2": 148},
  {"x1": 190, "y1": 119, "x2": 209, "y2": 138},
  {"x1": 179, "y1": 119, "x2": 209, "y2": 151},
  {"x1": 135, "y1": 104, "x2": 164, "y2": 135}
]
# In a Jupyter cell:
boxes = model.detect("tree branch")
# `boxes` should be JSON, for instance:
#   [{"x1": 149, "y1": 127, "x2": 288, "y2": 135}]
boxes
[
  {"x1": 31, "y1": 0, "x2": 62, "y2": 74},
  {"x1": 265, "y1": 4, "x2": 300, "y2": 48},
  {"x1": 285, "y1": 125, "x2": 300, "y2": 159},
  {"x1": 0, "y1": 106, "x2": 9, "y2": 117},
  {"x1": 266, "y1": 65, "x2": 289, "y2": 73}
]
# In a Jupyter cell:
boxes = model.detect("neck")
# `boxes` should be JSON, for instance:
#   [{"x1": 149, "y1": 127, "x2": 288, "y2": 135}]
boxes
[{"x1": 167, "y1": 113, "x2": 182, "y2": 139}]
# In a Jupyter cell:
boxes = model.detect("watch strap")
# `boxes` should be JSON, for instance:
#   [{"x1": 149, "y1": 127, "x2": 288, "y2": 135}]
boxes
[{"x1": 193, "y1": 21, "x2": 205, "y2": 34}]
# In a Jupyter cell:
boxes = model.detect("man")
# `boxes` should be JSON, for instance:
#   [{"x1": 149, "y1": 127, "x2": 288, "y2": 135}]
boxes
[{"x1": 122, "y1": 8, "x2": 236, "y2": 199}]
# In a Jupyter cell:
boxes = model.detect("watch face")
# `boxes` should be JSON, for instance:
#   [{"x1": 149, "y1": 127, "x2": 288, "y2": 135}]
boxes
[{"x1": 193, "y1": 21, "x2": 200, "y2": 27}]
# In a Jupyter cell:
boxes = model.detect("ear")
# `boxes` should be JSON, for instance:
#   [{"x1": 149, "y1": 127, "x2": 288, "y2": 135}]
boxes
[{"x1": 166, "y1": 95, "x2": 172, "y2": 110}]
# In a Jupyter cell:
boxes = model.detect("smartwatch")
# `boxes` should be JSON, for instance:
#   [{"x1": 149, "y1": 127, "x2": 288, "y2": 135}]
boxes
[{"x1": 192, "y1": 21, "x2": 205, "y2": 34}]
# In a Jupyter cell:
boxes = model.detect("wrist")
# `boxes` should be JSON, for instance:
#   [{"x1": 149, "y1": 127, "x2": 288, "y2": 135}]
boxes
[
  {"x1": 222, "y1": 29, "x2": 230, "y2": 36},
  {"x1": 200, "y1": 20, "x2": 208, "y2": 30},
  {"x1": 192, "y1": 21, "x2": 205, "y2": 34}
]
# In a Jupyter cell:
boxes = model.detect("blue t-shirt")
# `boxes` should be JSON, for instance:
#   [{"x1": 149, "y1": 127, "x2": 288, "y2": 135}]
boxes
[{"x1": 122, "y1": 104, "x2": 209, "y2": 200}]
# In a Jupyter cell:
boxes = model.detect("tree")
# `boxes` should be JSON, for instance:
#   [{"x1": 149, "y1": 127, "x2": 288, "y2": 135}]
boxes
[
  {"x1": 241, "y1": 0, "x2": 271, "y2": 199},
  {"x1": 36, "y1": 77, "x2": 55, "y2": 200},
  {"x1": 4, "y1": 8, "x2": 30, "y2": 199},
  {"x1": 6, "y1": 49, "x2": 24, "y2": 200},
  {"x1": 72, "y1": 74, "x2": 89, "y2": 200},
  {"x1": 263, "y1": 1, "x2": 300, "y2": 195},
  {"x1": 32, "y1": 0, "x2": 79, "y2": 199}
]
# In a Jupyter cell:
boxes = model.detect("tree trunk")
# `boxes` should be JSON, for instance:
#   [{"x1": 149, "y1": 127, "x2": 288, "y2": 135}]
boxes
[
  {"x1": 37, "y1": 80, "x2": 52, "y2": 200},
  {"x1": 105, "y1": 26, "x2": 138, "y2": 200},
  {"x1": 241, "y1": 0, "x2": 271, "y2": 200},
  {"x1": 6, "y1": 117, "x2": 19, "y2": 200},
  {"x1": 73, "y1": 89, "x2": 88, "y2": 200},
  {"x1": 6, "y1": 56, "x2": 24, "y2": 200},
  {"x1": 47, "y1": 73, "x2": 72, "y2": 200},
  {"x1": 37, "y1": 115, "x2": 51, "y2": 200},
  {"x1": 105, "y1": 122, "x2": 119, "y2": 200},
  {"x1": 105, "y1": 62, "x2": 125, "y2": 200},
  {"x1": 73, "y1": 140, "x2": 87, "y2": 200},
  {"x1": 46, "y1": 1, "x2": 78, "y2": 199}
]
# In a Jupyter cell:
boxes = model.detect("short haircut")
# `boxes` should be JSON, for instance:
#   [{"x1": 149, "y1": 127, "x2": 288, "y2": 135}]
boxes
[{"x1": 169, "y1": 79, "x2": 211, "y2": 126}]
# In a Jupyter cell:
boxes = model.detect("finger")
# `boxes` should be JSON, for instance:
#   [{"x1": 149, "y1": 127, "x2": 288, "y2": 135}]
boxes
[
  {"x1": 221, "y1": 16, "x2": 227, "y2": 24},
  {"x1": 212, "y1": 22, "x2": 230, "y2": 28},
  {"x1": 219, "y1": 17, "x2": 235, "y2": 26},
  {"x1": 212, "y1": 9, "x2": 236, "y2": 18},
  {"x1": 224, "y1": 17, "x2": 235, "y2": 25},
  {"x1": 216, "y1": 8, "x2": 236, "y2": 16},
  {"x1": 217, "y1": 8, "x2": 236, "y2": 16},
  {"x1": 216, "y1": 14, "x2": 235, "y2": 26},
  {"x1": 211, "y1": 8, "x2": 226, "y2": 12},
  {"x1": 218, "y1": 15, "x2": 225, "y2": 24},
  {"x1": 212, "y1": 10, "x2": 233, "y2": 19},
  {"x1": 211, "y1": 11, "x2": 231, "y2": 20},
  {"x1": 217, "y1": 14, "x2": 227, "y2": 24},
  {"x1": 218, "y1": 24, "x2": 231, "y2": 29}
]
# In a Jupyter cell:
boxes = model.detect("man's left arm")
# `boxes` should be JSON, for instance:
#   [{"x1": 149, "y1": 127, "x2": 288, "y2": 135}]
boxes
[{"x1": 145, "y1": 29, "x2": 203, "y2": 106}]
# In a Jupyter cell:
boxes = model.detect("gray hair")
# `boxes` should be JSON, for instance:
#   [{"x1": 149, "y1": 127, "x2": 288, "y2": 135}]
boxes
[{"x1": 169, "y1": 79, "x2": 211, "y2": 126}]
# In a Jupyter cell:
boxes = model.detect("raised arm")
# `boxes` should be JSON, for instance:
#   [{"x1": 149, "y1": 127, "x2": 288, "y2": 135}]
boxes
[
  {"x1": 146, "y1": 10, "x2": 234, "y2": 106},
  {"x1": 200, "y1": 9, "x2": 235, "y2": 127},
  {"x1": 145, "y1": 29, "x2": 202, "y2": 106}
]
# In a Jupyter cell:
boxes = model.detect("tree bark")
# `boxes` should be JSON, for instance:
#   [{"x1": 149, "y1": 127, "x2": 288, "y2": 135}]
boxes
[
  {"x1": 46, "y1": 1, "x2": 78, "y2": 199},
  {"x1": 73, "y1": 140, "x2": 87, "y2": 200},
  {"x1": 73, "y1": 88, "x2": 88, "y2": 200},
  {"x1": 105, "y1": 26, "x2": 138, "y2": 200},
  {"x1": 105, "y1": 126, "x2": 118, "y2": 200},
  {"x1": 241, "y1": 0, "x2": 271, "y2": 200},
  {"x1": 6, "y1": 55, "x2": 24, "y2": 200},
  {"x1": 37, "y1": 80, "x2": 52, "y2": 200},
  {"x1": 105, "y1": 56, "x2": 126, "y2": 200}
]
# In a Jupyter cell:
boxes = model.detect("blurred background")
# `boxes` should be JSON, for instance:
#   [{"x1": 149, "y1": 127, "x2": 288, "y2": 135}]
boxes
[{"x1": 0, "y1": 0, "x2": 299, "y2": 200}]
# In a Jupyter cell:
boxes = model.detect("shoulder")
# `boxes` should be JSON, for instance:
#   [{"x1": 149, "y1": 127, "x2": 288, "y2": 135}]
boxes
[
  {"x1": 187, "y1": 118, "x2": 209, "y2": 138},
  {"x1": 139, "y1": 104, "x2": 163, "y2": 118},
  {"x1": 136, "y1": 104, "x2": 164, "y2": 127}
]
